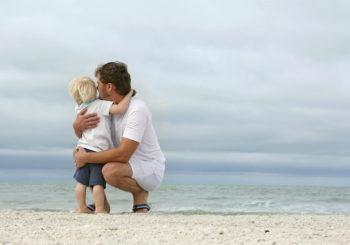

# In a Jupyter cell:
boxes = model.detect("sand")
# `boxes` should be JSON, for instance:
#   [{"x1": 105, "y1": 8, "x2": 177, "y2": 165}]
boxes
[{"x1": 0, "y1": 210, "x2": 349, "y2": 245}]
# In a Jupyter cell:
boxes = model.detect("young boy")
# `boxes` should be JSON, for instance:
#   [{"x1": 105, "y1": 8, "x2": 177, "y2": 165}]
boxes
[{"x1": 68, "y1": 76, "x2": 134, "y2": 214}]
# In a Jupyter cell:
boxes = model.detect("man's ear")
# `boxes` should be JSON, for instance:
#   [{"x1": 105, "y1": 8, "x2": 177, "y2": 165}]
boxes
[{"x1": 107, "y1": 83, "x2": 115, "y2": 93}]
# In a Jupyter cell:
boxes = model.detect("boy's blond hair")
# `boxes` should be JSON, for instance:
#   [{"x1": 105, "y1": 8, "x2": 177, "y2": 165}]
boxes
[{"x1": 68, "y1": 77, "x2": 97, "y2": 105}]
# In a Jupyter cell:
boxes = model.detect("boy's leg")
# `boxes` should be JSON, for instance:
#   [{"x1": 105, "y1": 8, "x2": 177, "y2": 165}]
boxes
[
  {"x1": 88, "y1": 186, "x2": 111, "y2": 213},
  {"x1": 75, "y1": 182, "x2": 93, "y2": 213},
  {"x1": 89, "y1": 163, "x2": 109, "y2": 213},
  {"x1": 92, "y1": 185, "x2": 107, "y2": 214}
]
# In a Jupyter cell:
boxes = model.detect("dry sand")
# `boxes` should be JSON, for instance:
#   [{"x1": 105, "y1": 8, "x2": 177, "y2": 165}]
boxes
[{"x1": 1, "y1": 210, "x2": 350, "y2": 244}]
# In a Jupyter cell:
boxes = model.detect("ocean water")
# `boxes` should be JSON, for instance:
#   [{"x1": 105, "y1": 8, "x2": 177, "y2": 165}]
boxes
[{"x1": 0, "y1": 183, "x2": 349, "y2": 215}]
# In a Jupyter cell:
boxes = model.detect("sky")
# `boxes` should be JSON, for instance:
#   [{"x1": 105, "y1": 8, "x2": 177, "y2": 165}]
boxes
[{"x1": 1, "y1": 0, "x2": 350, "y2": 186}]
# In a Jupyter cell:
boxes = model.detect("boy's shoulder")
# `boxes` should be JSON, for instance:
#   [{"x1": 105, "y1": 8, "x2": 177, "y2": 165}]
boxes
[
  {"x1": 90, "y1": 99, "x2": 114, "y2": 107},
  {"x1": 75, "y1": 103, "x2": 87, "y2": 114},
  {"x1": 91, "y1": 99, "x2": 108, "y2": 104},
  {"x1": 76, "y1": 99, "x2": 113, "y2": 114}
]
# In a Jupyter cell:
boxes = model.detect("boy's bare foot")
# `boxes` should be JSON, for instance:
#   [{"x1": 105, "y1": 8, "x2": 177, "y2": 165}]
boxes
[
  {"x1": 88, "y1": 199, "x2": 110, "y2": 213},
  {"x1": 88, "y1": 188, "x2": 110, "y2": 213},
  {"x1": 105, "y1": 199, "x2": 110, "y2": 213},
  {"x1": 95, "y1": 210, "x2": 108, "y2": 214},
  {"x1": 75, "y1": 206, "x2": 94, "y2": 214}
]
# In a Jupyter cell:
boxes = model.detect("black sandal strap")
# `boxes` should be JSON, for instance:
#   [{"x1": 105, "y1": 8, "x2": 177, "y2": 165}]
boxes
[
  {"x1": 87, "y1": 204, "x2": 96, "y2": 211},
  {"x1": 132, "y1": 204, "x2": 150, "y2": 212}
]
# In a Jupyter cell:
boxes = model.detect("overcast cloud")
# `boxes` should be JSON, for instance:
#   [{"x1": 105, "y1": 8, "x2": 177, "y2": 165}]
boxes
[{"x1": 1, "y1": 0, "x2": 350, "y2": 185}]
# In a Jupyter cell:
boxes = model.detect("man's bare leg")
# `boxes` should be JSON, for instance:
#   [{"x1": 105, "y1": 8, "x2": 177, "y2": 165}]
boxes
[
  {"x1": 102, "y1": 162, "x2": 149, "y2": 213},
  {"x1": 132, "y1": 191, "x2": 149, "y2": 213},
  {"x1": 75, "y1": 182, "x2": 93, "y2": 213}
]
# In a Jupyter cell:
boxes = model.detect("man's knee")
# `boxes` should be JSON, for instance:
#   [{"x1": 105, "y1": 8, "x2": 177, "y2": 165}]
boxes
[{"x1": 102, "y1": 163, "x2": 123, "y2": 183}]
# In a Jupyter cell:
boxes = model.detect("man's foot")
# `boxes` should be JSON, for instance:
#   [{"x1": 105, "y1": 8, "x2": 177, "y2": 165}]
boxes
[
  {"x1": 75, "y1": 206, "x2": 94, "y2": 214},
  {"x1": 132, "y1": 190, "x2": 149, "y2": 213},
  {"x1": 132, "y1": 204, "x2": 151, "y2": 213}
]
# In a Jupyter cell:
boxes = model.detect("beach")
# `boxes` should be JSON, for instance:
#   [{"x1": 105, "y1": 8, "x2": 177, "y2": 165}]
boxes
[
  {"x1": 1, "y1": 210, "x2": 350, "y2": 244},
  {"x1": 1, "y1": 184, "x2": 350, "y2": 244}
]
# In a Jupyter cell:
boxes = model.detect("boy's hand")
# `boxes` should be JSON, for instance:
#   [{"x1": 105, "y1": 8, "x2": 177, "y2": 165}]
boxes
[
  {"x1": 73, "y1": 146, "x2": 87, "y2": 170},
  {"x1": 73, "y1": 108, "x2": 100, "y2": 137}
]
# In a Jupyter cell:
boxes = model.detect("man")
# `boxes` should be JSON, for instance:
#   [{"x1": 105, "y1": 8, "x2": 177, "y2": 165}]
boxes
[{"x1": 73, "y1": 61, "x2": 165, "y2": 213}]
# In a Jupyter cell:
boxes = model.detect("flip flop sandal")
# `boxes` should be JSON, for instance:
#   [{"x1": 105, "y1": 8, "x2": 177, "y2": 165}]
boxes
[
  {"x1": 132, "y1": 204, "x2": 151, "y2": 213},
  {"x1": 87, "y1": 204, "x2": 96, "y2": 211}
]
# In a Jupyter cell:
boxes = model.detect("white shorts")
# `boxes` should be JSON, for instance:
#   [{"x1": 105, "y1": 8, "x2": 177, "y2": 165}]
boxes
[{"x1": 129, "y1": 158, "x2": 165, "y2": 192}]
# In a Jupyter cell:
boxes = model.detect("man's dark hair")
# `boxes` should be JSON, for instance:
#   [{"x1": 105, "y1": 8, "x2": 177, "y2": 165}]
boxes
[{"x1": 95, "y1": 62, "x2": 131, "y2": 95}]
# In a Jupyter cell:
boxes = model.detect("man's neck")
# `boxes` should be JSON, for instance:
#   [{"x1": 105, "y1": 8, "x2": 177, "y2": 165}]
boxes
[{"x1": 111, "y1": 93, "x2": 124, "y2": 104}]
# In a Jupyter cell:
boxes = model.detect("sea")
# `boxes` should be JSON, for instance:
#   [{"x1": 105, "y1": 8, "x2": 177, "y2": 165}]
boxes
[{"x1": 1, "y1": 183, "x2": 350, "y2": 215}]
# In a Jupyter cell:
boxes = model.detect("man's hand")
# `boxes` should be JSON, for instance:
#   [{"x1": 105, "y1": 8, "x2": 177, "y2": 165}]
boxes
[
  {"x1": 73, "y1": 107, "x2": 100, "y2": 138},
  {"x1": 73, "y1": 146, "x2": 88, "y2": 170}
]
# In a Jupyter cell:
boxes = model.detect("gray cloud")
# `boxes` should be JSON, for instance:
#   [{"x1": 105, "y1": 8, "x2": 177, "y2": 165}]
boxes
[{"x1": 1, "y1": 0, "x2": 350, "y2": 185}]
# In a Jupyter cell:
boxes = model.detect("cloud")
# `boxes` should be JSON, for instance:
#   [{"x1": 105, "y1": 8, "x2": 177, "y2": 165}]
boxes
[
  {"x1": 164, "y1": 171, "x2": 350, "y2": 186},
  {"x1": 1, "y1": 0, "x2": 350, "y2": 185}
]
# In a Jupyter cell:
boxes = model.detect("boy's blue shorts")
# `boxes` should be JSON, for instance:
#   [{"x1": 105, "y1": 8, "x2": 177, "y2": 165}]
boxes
[{"x1": 73, "y1": 148, "x2": 106, "y2": 188}]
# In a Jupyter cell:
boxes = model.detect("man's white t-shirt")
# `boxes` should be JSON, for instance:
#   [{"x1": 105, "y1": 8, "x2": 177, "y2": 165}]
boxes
[
  {"x1": 76, "y1": 99, "x2": 114, "y2": 152},
  {"x1": 111, "y1": 98, "x2": 165, "y2": 191}
]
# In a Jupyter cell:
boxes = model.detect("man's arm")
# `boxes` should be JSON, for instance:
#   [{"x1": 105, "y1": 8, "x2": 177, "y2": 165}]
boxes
[
  {"x1": 74, "y1": 137, "x2": 139, "y2": 168},
  {"x1": 73, "y1": 107, "x2": 100, "y2": 138}
]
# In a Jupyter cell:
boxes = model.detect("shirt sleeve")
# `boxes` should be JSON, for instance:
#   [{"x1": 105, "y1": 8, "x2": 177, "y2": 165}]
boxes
[
  {"x1": 122, "y1": 109, "x2": 148, "y2": 143},
  {"x1": 97, "y1": 100, "x2": 114, "y2": 116}
]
